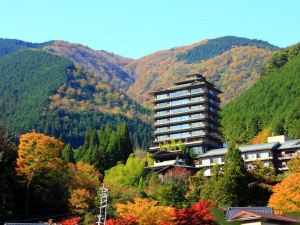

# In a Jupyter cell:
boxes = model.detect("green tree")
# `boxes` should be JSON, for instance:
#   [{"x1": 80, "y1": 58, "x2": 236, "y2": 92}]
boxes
[
  {"x1": 0, "y1": 124, "x2": 17, "y2": 220},
  {"x1": 62, "y1": 144, "x2": 74, "y2": 162},
  {"x1": 216, "y1": 144, "x2": 249, "y2": 207}
]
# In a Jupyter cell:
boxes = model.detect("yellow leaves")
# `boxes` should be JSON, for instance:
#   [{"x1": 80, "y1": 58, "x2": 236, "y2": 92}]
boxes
[
  {"x1": 69, "y1": 188, "x2": 93, "y2": 214},
  {"x1": 69, "y1": 161, "x2": 101, "y2": 192},
  {"x1": 268, "y1": 173, "x2": 300, "y2": 215},
  {"x1": 16, "y1": 132, "x2": 64, "y2": 180},
  {"x1": 287, "y1": 157, "x2": 300, "y2": 173},
  {"x1": 67, "y1": 161, "x2": 101, "y2": 213},
  {"x1": 250, "y1": 128, "x2": 271, "y2": 144},
  {"x1": 115, "y1": 198, "x2": 174, "y2": 225}
]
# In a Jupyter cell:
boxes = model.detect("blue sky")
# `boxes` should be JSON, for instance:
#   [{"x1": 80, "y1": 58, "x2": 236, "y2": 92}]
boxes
[{"x1": 1, "y1": 0, "x2": 300, "y2": 58}]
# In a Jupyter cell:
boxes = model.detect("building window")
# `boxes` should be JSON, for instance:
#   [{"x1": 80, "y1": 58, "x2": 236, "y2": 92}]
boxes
[
  {"x1": 258, "y1": 152, "x2": 269, "y2": 159},
  {"x1": 247, "y1": 153, "x2": 257, "y2": 159},
  {"x1": 191, "y1": 121, "x2": 203, "y2": 127},
  {"x1": 157, "y1": 102, "x2": 169, "y2": 108},
  {"x1": 170, "y1": 90, "x2": 189, "y2": 98},
  {"x1": 157, "y1": 93, "x2": 168, "y2": 100},
  {"x1": 156, "y1": 110, "x2": 169, "y2": 116},
  {"x1": 201, "y1": 158, "x2": 211, "y2": 165},
  {"x1": 157, "y1": 135, "x2": 168, "y2": 141},
  {"x1": 191, "y1": 130, "x2": 204, "y2": 136},
  {"x1": 212, "y1": 157, "x2": 222, "y2": 164},
  {"x1": 190, "y1": 146, "x2": 204, "y2": 155},
  {"x1": 157, "y1": 127, "x2": 168, "y2": 132},
  {"x1": 191, "y1": 88, "x2": 202, "y2": 94},
  {"x1": 156, "y1": 118, "x2": 169, "y2": 124}
]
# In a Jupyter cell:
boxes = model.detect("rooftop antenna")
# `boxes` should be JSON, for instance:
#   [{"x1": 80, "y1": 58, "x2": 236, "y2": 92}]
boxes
[{"x1": 96, "y1": 185, "x2": 109, "y2": 225}]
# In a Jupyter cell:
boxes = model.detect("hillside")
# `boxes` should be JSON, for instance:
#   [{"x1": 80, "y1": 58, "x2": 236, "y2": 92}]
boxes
[
  {"x1": 0, "y1": 49, "x2": 152, "y2": 148},
  {"x1": 221, "y1": 43, "x2": 300, "y2": 143},
  {"x1": 0, "y1": 38, "x2": 52, "y2": 56},
  {"x1": 124, "y1": 36, "x2": 278, "y2": 107},
  {"x1": 43, "y1": 41, "x2": 134, "y2": 91}
]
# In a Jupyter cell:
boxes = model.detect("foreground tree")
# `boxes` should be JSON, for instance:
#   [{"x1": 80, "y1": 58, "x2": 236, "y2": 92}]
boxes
[
  {"x1": 0, "y1": 124, "x2": 17, "y2": 219},
  {"x1": 16, "y1": 133, "x2": 67, "y2": 216},
  {"x1": 268, "y1": 172, "x2": 300, "y2": 215},
  {"x1": 115, "y1": 198, "x2": 174, "y2": 225},
  {"x1": 67, "y1": 161, "x2": 101, "y2": 214},
  {"x1": 172, "y1": 200, "x2": 216, "y2": 225},
  {"x1": 155, "y1": 167, "x2": 191, "y2": 208}
]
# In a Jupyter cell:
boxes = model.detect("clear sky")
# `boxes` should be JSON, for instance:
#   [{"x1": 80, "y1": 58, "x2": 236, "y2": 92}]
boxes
[{"x1": 1, "y1": 0, "x2": 300, "y2": 58}]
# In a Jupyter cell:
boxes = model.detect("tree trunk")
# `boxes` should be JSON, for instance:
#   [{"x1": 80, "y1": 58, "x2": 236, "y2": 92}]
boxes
[{"x1": 25, "y1": 178, "x2": 31, "y2": 217}]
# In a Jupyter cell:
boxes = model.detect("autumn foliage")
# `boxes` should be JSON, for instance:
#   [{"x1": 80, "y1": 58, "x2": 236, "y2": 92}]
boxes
[
  {"x1": 115, "y1": 198, "x2": 174, "y2": 225},
  {"x1": 16, "y1": 132, "x2": 65, "y2": 180},
  {"x1": 172, "y1": 200, "x2": 216, "y2": 225},
  {"x1": 107, "y1": 216, "x2": 138, "y2": 225},
  {"x1": 250, "y1": 128, "x2": 271, "y2": 144},
  {"x1": 268, "y1": 173, "x2": 300, "y2": 215},
  {"x1": 59, "y1": 217, "x2": 81, "y2": 225}
]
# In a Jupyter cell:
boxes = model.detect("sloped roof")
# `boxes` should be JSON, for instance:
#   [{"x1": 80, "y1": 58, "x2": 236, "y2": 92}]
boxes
[
  {"x1": 229, "y1": 210, "x2": 300, "y2": 223},
  {"x1": 198, "y1": 142, "x2": 280, "y2": 158},
  {"x1": 226, "y1": 207, "x2": 273, "y2": 219},
  {"x1": 198, "y1": 148, "x2": 227, "y2": 158},
  {"x1": 239, "y1": 142, "x2": 280, "y2": 152},
  {"x1": 278, "y1": 139, "x2": 300, "y2": 150}
]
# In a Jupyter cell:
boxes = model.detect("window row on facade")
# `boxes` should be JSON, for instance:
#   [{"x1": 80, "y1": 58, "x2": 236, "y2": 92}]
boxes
[
  {"x1": 156, "y1": 129, "x2": 205, "y2": 141},
  {"x1": 156, "y1": 105, "x2": 205, "y2": 116},
  {"x1": 155, "y1": 121, "x2": 205, "y2": 133},
  {"x1": 155, "y1": 113, "x2": 205, "y2": 125},
  {"x1": 156, "y1": 88, "x2": 204, "y2": 100},
  {"x1": 156, "y1": 96, "x2": 206, "y2": 109},
  {"x1": 199, "y1": 151, "x2": 271, "y2": 166}
]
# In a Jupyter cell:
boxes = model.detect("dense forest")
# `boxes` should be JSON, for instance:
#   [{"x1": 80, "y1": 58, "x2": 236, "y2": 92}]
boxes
[
  {"x1": 0, "y1": 48, "x2": 153, "y2": 149},
  {"x1": 221, "y1": 43, "x2": 300, "y2": 143},
  {"x1": 0, "y1": 50, "x2": 72, "y2": 133},
  {"x1": 0, "y1": 38, "x2": 52, "y2": 57}
]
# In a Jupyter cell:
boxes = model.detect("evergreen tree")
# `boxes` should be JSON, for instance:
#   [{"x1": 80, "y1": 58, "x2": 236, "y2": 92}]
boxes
[
  {"x1": 117, "y1": 122, "x2": 133, "y2": 162},
  {"x1": 62, "y1": 144, "x2": 74, "y2": 162},
  {"x1": 0, "y1": 124, "x2": 17, "y2": 220},
  {"x1": 216, "y1": 144, "x2": 249, "y2": 207}
]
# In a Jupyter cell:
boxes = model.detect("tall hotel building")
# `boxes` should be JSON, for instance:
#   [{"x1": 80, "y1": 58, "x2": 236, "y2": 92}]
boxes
[{"x1": 149, "y1": 74, "x2": 223, "y2": 158}]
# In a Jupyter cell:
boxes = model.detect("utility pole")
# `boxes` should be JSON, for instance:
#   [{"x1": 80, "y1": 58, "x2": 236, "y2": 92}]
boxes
[{"x1": 96, "y1": 185, "x2": 109, "y2": 225}]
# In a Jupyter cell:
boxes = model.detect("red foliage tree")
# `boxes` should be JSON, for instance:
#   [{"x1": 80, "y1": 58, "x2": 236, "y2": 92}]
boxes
[
  {"x1": 107, "y1": 216, "x2": 138, "y2": 225},
  {"x1": 172, "y1": 200, "x2": 216, "y2": 225},
  {"x1": 59, "y1": 217, "x2": 81, "y2": 225}
]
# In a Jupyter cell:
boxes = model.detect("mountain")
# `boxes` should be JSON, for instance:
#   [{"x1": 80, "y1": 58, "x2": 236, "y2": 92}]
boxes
[
  {"x1": 124, "y1": 36, "x2": 279, "y2": 107},
  {"x1": 0, "y1": 38, "x2": 53, "y2": 57},
  {"x1": 0, "y1": 49, "x2": 152, "y2": 148},
  {"x1": 0, "y1": 36, "x2": 281, "y2": 148},
  {"x1": 43, "y1": 41, "x2": 134, "y2": 91},
  {"x1": 221, "y1": 43, "x2": 300, "y2": 144}
]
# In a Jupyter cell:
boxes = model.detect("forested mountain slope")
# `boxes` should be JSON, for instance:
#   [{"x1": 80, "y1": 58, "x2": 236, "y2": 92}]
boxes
[
  {"x1": 43, "y1": 41, "x2": 134, "y2": 91},
  {"x1": 124, "y1": 36, "x2": 278, "y2": 107},
  {"x1": 221, "y1": 43, "x2": 300, "y2": 143},
  {"x1": 0, "y1": 49, "x2": 152, "y2": 148}
]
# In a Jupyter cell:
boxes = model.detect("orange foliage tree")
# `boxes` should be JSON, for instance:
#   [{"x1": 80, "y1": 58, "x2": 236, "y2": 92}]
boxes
[
  {"x1": 115, "y1": 198, "x2": 174, "y2": 225},
  {"x1": 67, "y1": 161, "x2": 101, "y2": 213},
  {"x1": 250, "y1": 128, "x2": 271, "y2": 144},
  {"x1": 287, "y1": 156, "x2": 300, "y2": 173},
  {"x1": 16, "y1": 132, "x2": 65, "y2": 216},
  {"x1": 268, "y1": 173, "x2": 300, "y2": 215}
]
